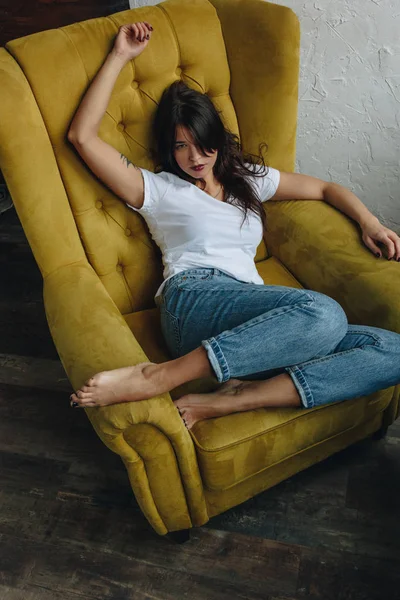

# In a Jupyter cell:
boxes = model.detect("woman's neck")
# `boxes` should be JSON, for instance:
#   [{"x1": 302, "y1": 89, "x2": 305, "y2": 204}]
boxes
[{"x1": 196, "y1": 172, "x2": 221, "y2": 195}]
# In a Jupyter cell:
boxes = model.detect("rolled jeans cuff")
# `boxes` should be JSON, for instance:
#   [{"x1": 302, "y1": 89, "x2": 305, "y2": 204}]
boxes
[
  {"x1": 285, "y1": 365, "x2": 314, "y2": 408},
  {"x1": 201, "y1": 337, "x2": 231, "y2": 383}
]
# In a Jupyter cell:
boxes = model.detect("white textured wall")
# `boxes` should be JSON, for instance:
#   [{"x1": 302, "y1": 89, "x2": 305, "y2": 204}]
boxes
[{"x1": 129, "y1": 0, "x2": 400, "y2": 230}]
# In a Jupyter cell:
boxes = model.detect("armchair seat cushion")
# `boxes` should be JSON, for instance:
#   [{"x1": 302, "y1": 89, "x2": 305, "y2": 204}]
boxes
[{"x1": 190, "y1": 388, "x2": 392, "y2": 492}]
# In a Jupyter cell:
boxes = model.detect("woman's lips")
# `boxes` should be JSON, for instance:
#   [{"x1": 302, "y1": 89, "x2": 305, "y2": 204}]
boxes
[{"x1": 191, "y1": 165, "x2": 205, "y2": 172}]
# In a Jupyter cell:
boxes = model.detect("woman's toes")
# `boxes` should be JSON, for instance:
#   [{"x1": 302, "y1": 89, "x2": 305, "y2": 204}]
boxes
[
  {"x1": 177, "y1": 407, "x2": 192, "y2": 430},
  {"x1": 69, "y1": 392, "x2": 97, "y2": 408},
  {"x1": 79, "y1": 398, "x2": 97, "y2": 408},
  {"x1": 85, "y1": 376, "x2": 96, "y2": 387},
  {"x1": 70, "y1": 393, "x2": 80, "y2": 407},
  {"x1": 77, "y1": 390, "x2": 92, "y2": 399}
]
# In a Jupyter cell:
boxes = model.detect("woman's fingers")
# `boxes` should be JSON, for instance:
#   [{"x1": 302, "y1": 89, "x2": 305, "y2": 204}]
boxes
[
  {"x1": 363, "y1": 232, "x2": 387, "y2": 258},
  {"x1": 131, "y1": 23, "x2": 140, "y2": 40},
  {"x1": 380, "y1": 234, "x2": 396, "y2": 259},
  {"x1": 375, "y1": 234, "x2": 395, "y2": 259},
  {"x1": 141, "y1": 22, "x2": 152, "y2": 40},
  {"x1": 135, "y1": 23, "x2": 143, "y2": 42},
  {"x1": 134, "y1": 21, "x2": 151, "y2": 41},
  {"x1": 137, "y1": 22, "x2": 147, "y2": 41},
  {"x1": 364, "y1": 231, "x2": 400, "y2": 260},
  {"x1": 129, "y1": 23, "x2": 142, "y2": 42},
  {"x1": 388, "y1": 231, "x2": 400, "y2": 260},
  {"x1": 119, "y1": 22, "x2": 153, "y2": 44},
  {"x1": 363, "y1": 233, "x2": 382, "y2": 257}
]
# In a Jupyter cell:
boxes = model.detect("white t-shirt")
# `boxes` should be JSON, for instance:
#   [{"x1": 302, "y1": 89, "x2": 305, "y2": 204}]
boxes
[{"x1": 127, "y1": 163, "x2": 280, "y2": 298}]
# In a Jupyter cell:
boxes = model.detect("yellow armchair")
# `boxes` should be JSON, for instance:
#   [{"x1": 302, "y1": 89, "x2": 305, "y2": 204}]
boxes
[{"x1": 0, "y1": 0, "x2": 398, "y2": 540}]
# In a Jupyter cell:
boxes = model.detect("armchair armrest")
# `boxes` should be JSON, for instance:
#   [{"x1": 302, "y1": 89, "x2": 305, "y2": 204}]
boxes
[
  {"x1": 44, "y1": 261, "x2": 208, "y2": 534},
  {"x1": 265, "y1": 200, "x2": 400, "y2": 333}
]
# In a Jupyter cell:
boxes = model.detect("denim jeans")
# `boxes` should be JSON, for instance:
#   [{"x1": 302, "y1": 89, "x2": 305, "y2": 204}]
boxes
[{"x1": 155, "y1": 267, "x2": 400, "y2": 409}]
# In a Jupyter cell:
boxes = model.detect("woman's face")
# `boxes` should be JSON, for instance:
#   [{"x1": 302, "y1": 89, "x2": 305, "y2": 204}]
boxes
[{"x1": 173, "y1": 124, "x2": 218, "y2": 180}]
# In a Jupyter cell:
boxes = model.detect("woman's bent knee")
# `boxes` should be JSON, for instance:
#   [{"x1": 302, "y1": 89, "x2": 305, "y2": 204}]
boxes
[{"x1": 307, "y1": 291, "x2": 348, "y2": 355}]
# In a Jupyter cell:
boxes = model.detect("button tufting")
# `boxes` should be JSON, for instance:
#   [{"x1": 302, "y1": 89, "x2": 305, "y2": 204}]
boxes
[
  {"x1": 95, "y1": 200, "x2": 103, "y2": 209},
  {"x1": 125, "y1": 228, "x2": 132, "y2": 237},
  {"x1": 131, "y1": 80, "x2": 139, "y2": 89},
  {"x1": 116, "y1": 264, "x2": 123, "y2": 272},
  {"x1": 117, "y1": 122, "x2": 125, "y2": 132},
  {"x1": 176, "y1": 67, "x2": 182, "y2": 76}
]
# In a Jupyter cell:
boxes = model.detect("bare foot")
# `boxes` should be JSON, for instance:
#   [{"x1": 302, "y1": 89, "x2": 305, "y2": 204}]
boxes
[
  {"x1": 174, "y1": 379, "x2": 251, "y2": 430},
  {"x1": 70, "y1": 362, "x2": 165, "y2": 408}
]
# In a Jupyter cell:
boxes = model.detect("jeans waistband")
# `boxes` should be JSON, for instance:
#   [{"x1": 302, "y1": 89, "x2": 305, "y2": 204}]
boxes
[{"x1": 162, "y1": 268, "x2": 224, "y2": 296}]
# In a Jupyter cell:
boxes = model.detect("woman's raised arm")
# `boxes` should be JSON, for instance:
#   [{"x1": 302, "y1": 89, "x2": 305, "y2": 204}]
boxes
[
  {"x1": 68, "y1": 22, "x2": 152, "y2": 143},
  {"x1": 67, "y1": 22, "x2": 153, "y2": 209}
]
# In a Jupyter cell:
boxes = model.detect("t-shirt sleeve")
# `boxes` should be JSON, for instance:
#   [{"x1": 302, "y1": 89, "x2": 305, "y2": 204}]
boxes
[
  {"x1": 127, "y1": 168, "x2": 170, "y2": 216},
  {"x1": 247, "y1": 163, "x2": 281, "y2": 202}
]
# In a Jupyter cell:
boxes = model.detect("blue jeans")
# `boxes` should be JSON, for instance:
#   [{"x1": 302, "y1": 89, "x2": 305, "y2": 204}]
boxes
[{"x1": 155, "y1": 268, "x2": 400, "y2": 409}]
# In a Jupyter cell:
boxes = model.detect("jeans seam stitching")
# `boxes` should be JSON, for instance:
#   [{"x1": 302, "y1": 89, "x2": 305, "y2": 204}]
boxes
[
  {"x1": 162, "y1": 307, "x2": 181, "y2": 354},
  {"x1": 287, "y1": 366, "x2": 314, "y2": 408},
  {"x1": 296, "y1": 336, "x2": 384, "y2": 369},
  {"x1": 339, "y1": 329, "x2": 384, "y2": 347},
  {"x1": 202, "y1": 338, "x2": 230, "y2": 382},
  {"x1": 210, "y1": 337, "x2": 230, "y2": 382}
]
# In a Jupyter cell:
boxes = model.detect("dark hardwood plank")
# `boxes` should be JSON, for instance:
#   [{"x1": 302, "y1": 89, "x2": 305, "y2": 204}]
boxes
[
  {"x1": 0, "y1": 209, "x2": 59, "y2": 359},
  {"x1": 0, "y1": 529, "x2": 301, "y2": 600},
  {"x1": 0, "y1": 585, "x2": 97, "y2": 600},
  {"x1": 297, "y1": 544, "x2": 400, "y2": 600},
  {"x1": 0, "y1": 306, "x2": 58, "y2": 359},
  {"x1": 0, "y1": 354, "x2": 69, "y2": 391},
  {"x1": 0, "y1": 212, "x2": 43, "y2": 304},
  {"x1": 0, "y1": 206, "x2": 26, "y2": 246}
]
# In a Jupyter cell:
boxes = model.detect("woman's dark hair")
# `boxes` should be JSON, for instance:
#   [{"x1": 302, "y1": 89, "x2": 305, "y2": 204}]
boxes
[{"x1": 150, "y1": 80, "x2": 271, "y2": 231}]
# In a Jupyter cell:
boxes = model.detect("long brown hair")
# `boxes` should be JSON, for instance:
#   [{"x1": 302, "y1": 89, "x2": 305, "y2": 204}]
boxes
[{"x1": 150, "y1": 80, "x2": 271, "y2": 230}]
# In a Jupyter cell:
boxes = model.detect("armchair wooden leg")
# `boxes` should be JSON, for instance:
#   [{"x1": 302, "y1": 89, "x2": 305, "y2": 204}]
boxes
[{"x1": 167, "y1": 529, "x2": 191, "y2": 544}]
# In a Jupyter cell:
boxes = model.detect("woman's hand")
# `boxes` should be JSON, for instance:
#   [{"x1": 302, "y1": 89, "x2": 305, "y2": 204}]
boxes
[
  {"x1": 112, "y1": 22, "x2": 153, "y2": 62},
  {"x1": 361, "y1": 217, "x2": 400, "y2": 261}
]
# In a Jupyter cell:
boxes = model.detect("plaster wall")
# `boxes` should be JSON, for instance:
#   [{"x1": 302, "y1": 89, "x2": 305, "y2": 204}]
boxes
[{"x1": 129, "y1": 0, "x2": 400, "y2": 230}]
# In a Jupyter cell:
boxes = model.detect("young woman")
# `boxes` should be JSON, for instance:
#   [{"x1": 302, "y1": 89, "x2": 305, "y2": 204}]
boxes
[{"x1": 68, "y1": 22, "x2": 400, "y2": 430}]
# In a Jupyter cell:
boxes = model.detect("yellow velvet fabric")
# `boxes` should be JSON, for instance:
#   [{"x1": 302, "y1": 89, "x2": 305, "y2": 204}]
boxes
[
  {"x1": 265, "y1": 199, "x2": 400, "y2": 331},
  {"x1": 0, "y1": 0, "x2": 397, "y2": 536},
  {"x1": 205, "y1": 412, "x2": 383, "y2": 518},
  {"x1": 192, "y1": 388, "x2": 392, "y2": 491}
]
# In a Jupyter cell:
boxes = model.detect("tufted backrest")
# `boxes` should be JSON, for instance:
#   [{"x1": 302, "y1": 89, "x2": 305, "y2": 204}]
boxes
[{"x1": 3, "y1": 0, "x2": 299, "y2": 314}]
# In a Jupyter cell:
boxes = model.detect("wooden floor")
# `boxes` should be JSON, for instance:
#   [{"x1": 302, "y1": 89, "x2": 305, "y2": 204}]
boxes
[{"x1": 1, "y1": 206, "x2": 400, "y2": 600}]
